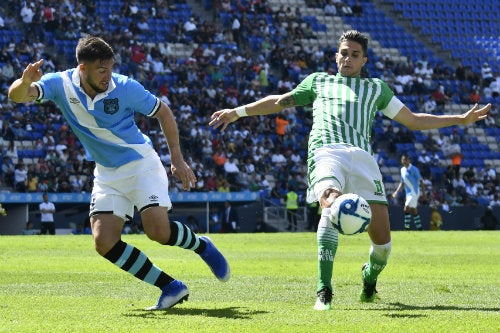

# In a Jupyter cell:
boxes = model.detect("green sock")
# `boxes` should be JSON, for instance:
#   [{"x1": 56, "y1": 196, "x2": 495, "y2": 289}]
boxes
[
  {"x1": 363, "y1": 245, "x2": 390, "y2": 284},
  {"x1": 317, "y1": 214, "x2": 338, "y2": 291}
]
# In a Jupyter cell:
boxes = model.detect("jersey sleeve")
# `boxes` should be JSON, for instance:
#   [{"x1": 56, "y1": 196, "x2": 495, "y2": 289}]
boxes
[
  {"x1": 123, "y1": 77, "x2": 161, "y2": 117},
  {"x1": 290, "y1": 73, "x2": 320, "y2": 106},
  {"x1": 34, "y1": 72, "x2": 63, "y2": 102},
  {"x1": 376, "y1": 79, "x2": 405, "y2": 119}
]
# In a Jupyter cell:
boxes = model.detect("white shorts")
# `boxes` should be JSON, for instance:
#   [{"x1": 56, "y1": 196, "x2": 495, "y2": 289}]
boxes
[
  {"x1": 307, "y1": 144, "x2": 387, "y2": 204},
  {"x1": 405, "y1": 192, "x2": 420, "y2": 209},
  {"x1": 90, "y1": 154, "x2": 171, "y2": 220}
]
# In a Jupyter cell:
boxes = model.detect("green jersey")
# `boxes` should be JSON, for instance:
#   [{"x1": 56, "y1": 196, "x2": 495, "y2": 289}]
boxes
[{"x1": 291, "y1": 72, "x2": 401, "y2": 156}]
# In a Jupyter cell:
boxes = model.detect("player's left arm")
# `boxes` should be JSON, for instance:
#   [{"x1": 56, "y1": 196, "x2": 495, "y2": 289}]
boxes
[
  {"x1": 394, "y1": 103, "x2": 491, "y2": 130},
  {"x1": 154, "y1": 101, "x2": 196, "y2": 191}
]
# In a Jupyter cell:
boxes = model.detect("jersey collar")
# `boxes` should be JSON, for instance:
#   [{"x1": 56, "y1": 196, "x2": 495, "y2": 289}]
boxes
[{"x1": 71, "y1": 67, "x2": 116, "y2": 100}]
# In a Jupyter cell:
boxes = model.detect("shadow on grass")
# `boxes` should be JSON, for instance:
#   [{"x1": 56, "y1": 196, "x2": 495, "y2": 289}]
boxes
[
  {"x1": 128, "y1": 306, "x2": 267, "y2": 319},
  {"x1": 351, "y1": 302, "x2": 500, "y2": 319},
  {"x1": 386, "y1": 302, "x2": 500, "y2": 313}
]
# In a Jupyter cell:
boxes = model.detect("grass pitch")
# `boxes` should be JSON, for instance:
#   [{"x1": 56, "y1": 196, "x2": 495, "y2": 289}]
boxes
[{"x1": 0, "y1": 231, "x2": 499, "y2": 333}]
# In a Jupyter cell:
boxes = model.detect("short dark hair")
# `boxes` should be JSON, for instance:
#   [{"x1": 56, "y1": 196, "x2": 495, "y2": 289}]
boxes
[
  {"x1": 76, "y1": 36, "x2": 114, "y2": 64},
  {"x1": 338, "y1": 30, "x2": 368, "y2": 57}
]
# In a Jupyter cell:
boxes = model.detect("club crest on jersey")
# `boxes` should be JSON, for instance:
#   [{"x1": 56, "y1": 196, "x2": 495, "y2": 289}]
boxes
[{"x1": 103, "y1": 98, "x2": 119, "y2": 114}]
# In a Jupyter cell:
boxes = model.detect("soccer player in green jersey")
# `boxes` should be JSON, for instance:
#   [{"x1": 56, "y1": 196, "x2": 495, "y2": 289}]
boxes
[{"x1": 210, "y1": 30, "x2": 491, "y2": 310}]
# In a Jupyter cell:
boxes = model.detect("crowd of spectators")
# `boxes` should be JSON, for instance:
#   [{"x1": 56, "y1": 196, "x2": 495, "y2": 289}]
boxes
[{"x1": 0, "y1": 0, "x2": 499, "y2": 211}]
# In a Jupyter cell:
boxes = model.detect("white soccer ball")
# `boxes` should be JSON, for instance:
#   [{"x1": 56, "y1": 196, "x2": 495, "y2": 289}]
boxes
[{"x1": 329, "y1": 193, "x2": 371, "y2": 235}]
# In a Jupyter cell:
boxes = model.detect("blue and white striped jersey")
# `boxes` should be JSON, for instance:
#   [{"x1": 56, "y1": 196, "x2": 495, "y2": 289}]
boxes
[
  {"x1": 400, "y1": 163, "x2": 422, "y2": 195},
  {"x1": 34, "y1": 68, "x2": 161, "y2": 168}
]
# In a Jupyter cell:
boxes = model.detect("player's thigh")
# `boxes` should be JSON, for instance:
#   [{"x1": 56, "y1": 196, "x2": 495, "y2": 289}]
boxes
[
  {"x1": 308, "y1": 145, "x2": 349, "y2": 203},
  {"x1": 367, "y1": 203, "x2": 391, "y2": 245},
  {"x1": 405, "y1": 194, "x2": 419, "y2": 210},
  {"x1": 347, "y1": 151, "x2": 386, "y2": 203},
  {"x1": 130, "y1": 167, "x2": 172, "y2": 212}
]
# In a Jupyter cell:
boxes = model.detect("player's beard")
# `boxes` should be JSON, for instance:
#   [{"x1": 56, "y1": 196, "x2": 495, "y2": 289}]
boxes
[{"x1": 85, "y1": 77, "x2": 108, "y2": 94}]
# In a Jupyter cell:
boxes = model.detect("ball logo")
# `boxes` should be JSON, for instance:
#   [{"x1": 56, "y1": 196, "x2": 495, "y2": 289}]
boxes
[{"x1": 360, "y1": 202, "x2": 371, "y2": 214}]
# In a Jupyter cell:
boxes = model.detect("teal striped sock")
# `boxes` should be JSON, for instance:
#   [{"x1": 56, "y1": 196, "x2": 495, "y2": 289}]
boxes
[
  {"x1": 414, "y1": 215, "x2": 422, "y2": 230},
  {"x1": 166, "y1": 220, "x2": 205, "y2": 254},
  {"x1": 404, "y1": 214, "x2": 411, "y2": 229},
  {"x1": 104, "y1": 240, "x2": 173, "y2": 288}
]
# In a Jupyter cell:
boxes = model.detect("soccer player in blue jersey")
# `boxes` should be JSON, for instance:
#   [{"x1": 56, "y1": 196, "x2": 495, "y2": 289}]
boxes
[
  {"x1": 392, "y1": 153, "x2": 425, "y2": 230},
  {"x1": 8, "y1": 36, "x2": 230, "y2": 310},
  {"x1": 210, "y1": 30, "x2": 491, "y2": 310}
]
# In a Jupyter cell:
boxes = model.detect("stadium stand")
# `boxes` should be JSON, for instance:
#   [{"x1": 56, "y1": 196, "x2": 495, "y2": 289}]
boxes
[{"x1": 0, "y1": 0, "x2": 499, "y2": 214}]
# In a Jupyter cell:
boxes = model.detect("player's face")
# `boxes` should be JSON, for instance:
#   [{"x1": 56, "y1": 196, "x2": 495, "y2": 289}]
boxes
[
  {"x1": 401, "y1": 155, "x2": 410, "y2": 167},
  {"x1": 79, "y1": 59, "x2": 114, "y2": 96},
  {"x1": 335, "y1": 40, "x2": 367, "y2": 77}
]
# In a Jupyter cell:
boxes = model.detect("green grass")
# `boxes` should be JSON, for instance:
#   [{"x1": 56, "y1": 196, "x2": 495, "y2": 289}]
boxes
[{"x1": 1, "y1": 231, "x2": 499, "y2": 333}]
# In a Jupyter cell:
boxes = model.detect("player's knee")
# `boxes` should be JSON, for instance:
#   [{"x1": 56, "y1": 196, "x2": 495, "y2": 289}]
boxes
[
  {"x1": 93, "y1": 233, "x2": 121, "y2": 256},
  {"x1": 320, "y1": 188, "x2": 342, "y2": 208}
]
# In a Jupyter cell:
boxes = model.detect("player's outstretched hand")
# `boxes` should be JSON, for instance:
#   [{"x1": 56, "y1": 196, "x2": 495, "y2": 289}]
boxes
[
  {"x1": 463, "y1": 103, "x2": 491, "y2": 125},
  {"x1": 22, "y1": 59, "x2": 44, "y2": 84},
  {"x1": 171, "y1": 160, "x2": 197, "y2": 191},
  {"x1": 209, "y1": 109, "x2": 239, "y2": 132}
]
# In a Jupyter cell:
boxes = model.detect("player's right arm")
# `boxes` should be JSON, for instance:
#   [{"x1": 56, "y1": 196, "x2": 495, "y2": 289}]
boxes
[
  {"x1": 209, "y1": 92, "x2": 296, "y2": 131},
  {"x1": 392, "y1": 182, "x2": 403, "y2": 198},
  {"x1": 8, "y1": 59, "x2": 44, "y2": 103}
]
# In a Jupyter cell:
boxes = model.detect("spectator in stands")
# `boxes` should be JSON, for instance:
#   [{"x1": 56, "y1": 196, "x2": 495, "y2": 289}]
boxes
[
  {"x1": 14, "y1": 162, "x2": 27, "y2": 192},
  {"x1": 231, "y1": 15, "x2": 241, "y2": 47},
  {"x1": 275, "y1": 113, "x2": 289, "y2": 143},
  {"x1": 20, "y1": 1, "x2": 35, "y2": 34},
  {"x1": 223, "y1": 156, "x2": 239, "y2": 184},
  {"x1": 42, "y1": 131, "x2": 56, "y2": 151},
  {"x1": 333, "y1": 0, "x2": 353, "y2": 16},
  {"x1": 122, "y1": 0, "x2": 141, "y2": 19},
  {"x1": 137, "y1": 16, "x2": 150, "y2": 32},
  {"x1": 431, "y1": 85, "x2": 449, "y2": 112},
  {"x1": 324, "y1": 0, "x2": 338, "y2": 16},
  {"x1": 454, "y1": 62, "x2": 466, "y2": 81},
  {"x1": 413, "y1": 63, "x2": 426, "y2": 95},
  {"x1": 423, "y1": 95, "x2": 437, "y2": 114},
  {"x1": 9, "y1": 36, "x2": 229, "y2": 310},
  {"x1": 70, "y1": 174, "x2": 84, "y2": 193},
  {"x1": 489, "y1": 194, "x2": 500, "y2": 208},
  {"x1": 26, "y1": 172, "x2": 38, "y2": 192},
  {"x1": 470, "y1": 89, "x2": 481, "y2": 104},
  {"x1": 1, "y1": 156, "x2": 15, "y2": 187},
  {"x1": 481, "y1": 62, "x2": 494, "y2": 88},
  {"x1": 184, "y1": 17, "x2": 198, "y2": 37},
  {"x1": 1, "y1": 61, "x2": 15, "y2": 84},
  {"x1": 3, "y1": 140, "x2": 17, "y2": 160},
  {"x1": 395, "y1": 126, "x2": 414, "y2": 144},
  {"x1": 210, "y1": 30, "x2": 491, "y2": 310},
  {"x1": 11, "y1": 121, "x2": 26, "y2": 140},
  {"x1": 352, "y1": 0, "x2": 363, "y2": 16}
]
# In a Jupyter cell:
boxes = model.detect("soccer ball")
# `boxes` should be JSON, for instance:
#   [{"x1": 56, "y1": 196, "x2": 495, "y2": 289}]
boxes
[{"x1": 329, "y1": 193, "x2": 371, "y2": 235}]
